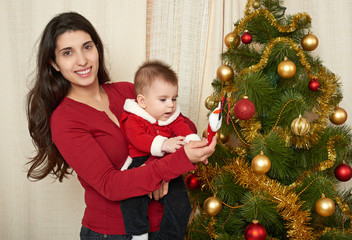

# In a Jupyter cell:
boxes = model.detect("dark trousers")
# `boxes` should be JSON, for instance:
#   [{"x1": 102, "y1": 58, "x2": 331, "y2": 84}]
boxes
[{"x1": 120, "y1": 156, "x2": 192, "y2": 240}]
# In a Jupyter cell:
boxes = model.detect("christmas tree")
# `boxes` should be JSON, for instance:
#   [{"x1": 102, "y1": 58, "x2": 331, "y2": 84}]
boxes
[{"x1": 185, "y1": 0, "x2": 352, "y2": 239}]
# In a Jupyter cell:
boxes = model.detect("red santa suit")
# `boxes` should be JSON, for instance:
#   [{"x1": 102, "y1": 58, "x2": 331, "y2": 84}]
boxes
[{"x1": 120, "y1": 99, "x2": 200, "y2": 168}]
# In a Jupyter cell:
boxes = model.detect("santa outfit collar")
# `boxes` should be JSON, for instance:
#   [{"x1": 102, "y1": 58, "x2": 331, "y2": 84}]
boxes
[{"x1": 123, "y1": 99, "x2": 181, "y2": 126}]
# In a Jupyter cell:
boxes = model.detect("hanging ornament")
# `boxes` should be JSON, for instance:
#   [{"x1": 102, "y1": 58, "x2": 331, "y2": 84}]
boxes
[
  {"x1": 252, "y1": 1, "x2": 260, "y2": 9},
  {"x1": 203, "y1": 196, "x2": 222, "y2": 216},
  {"x1": 330, "y1": 107, "x2": 348, "y2": 125},
  {"x1": 291, "y1": 114, "x2": 310, "y2": 136},
  {"x1": 185, "y1": 173, "x2": 201, "y2": 190},
  {"x1": 251, "y1": 151, "x2": 271, "y2": 174},
  {"x1": 218, "y1": 132, "x2": 230, "y2": 144},
  {"x1": 234, "y1": 96, "x2": 256, "y2": 120},
  {"x1": 308, "y1": 77, "x2": 320, "y2": 91},
  {"x1": 241, "y1": 30, "x2": 253, "y2": 44},
  {"x1": 315, "y1": 194, "x2": 335, "y2": 217},
  {"x1": 334, "y1": 163, "x2": 352, "y2": 182},
  {"x1": 277, "y1": 57, "x2": 296, "y2": 78},
  {"x1": 244, "y1": 220, "x2": 267, "y2": 240},
  {"x1": 216, "y1": 65, "x2": 234, "y2": 83},
  {"x1": 204, "y1": 96, "x2": 217, "y2": 110},
  {"x1": 224, "y1": 32, "x2": 241, "y2": 48},
  {"x1": 301, "y1": 33, "x2": 319, "y2": 51}
]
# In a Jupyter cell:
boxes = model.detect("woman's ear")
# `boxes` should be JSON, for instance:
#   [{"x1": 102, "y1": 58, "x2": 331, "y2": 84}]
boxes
[
  {"x1": 49, "y1": 59, "x2": 60, "y2": 71},
  {"x1": 136, "y1": 94, "x2": 147, "y2": 109}
]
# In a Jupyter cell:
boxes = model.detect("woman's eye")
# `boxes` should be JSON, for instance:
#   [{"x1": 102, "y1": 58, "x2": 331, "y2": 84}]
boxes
[
  {"x1": 63, "y1": 51, "x2": 72, "y2": 56},
  {"x1": 85, "y1": 44, "x2": 93, "y2": 50}
]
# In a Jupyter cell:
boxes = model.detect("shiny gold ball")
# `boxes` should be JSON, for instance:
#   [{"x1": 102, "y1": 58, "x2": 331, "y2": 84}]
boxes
[
  {"x1": 330, "y1": 107, "x2": 348, "y2": 125},
  {"x1": 252, "y1": 1, "x2": 260, "y2": 9},
  {"x1": 218, "y1": 132, "x2": 230, "y2": 144},
  {"x1": 277, "y1": 58, "x2": 296, "y2": 79},
  {"x1": 205, "y1": 96, "x2": 217, "y2": 110},
  {"x1": 315, "y1": 195, "x2": 335, "y2": 217},
  {"x1": 251, "y1": 151, "x2": 271, "y2": 174},
  {"x1": 291, "y1": 115, "x2": 310, "y2": 136},
  {"x1": 216, "y1": 65, "x2": 234, "y2": 83},
  {"x1": 224, "y1": 32, "x2": 241, "y2": 48},
  {"x1": 301, "y1": 33, "x2": 319, "y2": 51},
  {"x1": 203, "y1": 196, "x2": 222, "y2": 216}
]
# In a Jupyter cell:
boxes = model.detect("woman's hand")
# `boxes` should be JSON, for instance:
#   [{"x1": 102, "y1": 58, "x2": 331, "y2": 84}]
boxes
[
  {"x1": 184, "y1": 136, "x2": 216, "y2": 164},
  {"x1": 149, "y1": 181, "x2": 169, "y2": 201}
]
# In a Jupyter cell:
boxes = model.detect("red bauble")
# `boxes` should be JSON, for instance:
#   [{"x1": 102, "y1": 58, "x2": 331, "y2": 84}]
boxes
[
  {"x1": 234, "y1": 96, "x2": 255, "y2": 120},
  {"x1": 334, "y1": 163, "x2": 352, "y2": 182},
  {"x1": 241, "y1": 30, "x2": 252, "y2": 44},
  {"x1": 308, "y1": 77, "x2": 320, "y2": 91},
  {"x1": 244, "y1": 221, "x2": 267, "y2": 240},
  {"x1": 185, "y1": 173, "x2": 201, "y2": 190}
]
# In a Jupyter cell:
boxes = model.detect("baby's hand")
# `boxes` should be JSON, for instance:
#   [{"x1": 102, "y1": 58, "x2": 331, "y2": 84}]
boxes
[{"x1": 161, "y1": 136, "x2": 185, "y2": 153}]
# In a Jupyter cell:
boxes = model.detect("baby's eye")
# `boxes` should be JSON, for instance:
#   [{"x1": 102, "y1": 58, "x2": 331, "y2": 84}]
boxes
[
  {"x1": 172, "y1": 98, "x2": 177, "y2": 102},
  {"x1": 160, "y1": 99, "x2": 166, "y2": 102}
]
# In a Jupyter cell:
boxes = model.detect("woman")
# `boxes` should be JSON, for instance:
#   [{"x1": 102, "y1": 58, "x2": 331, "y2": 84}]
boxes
[{"x1": 26, "y1": 12, "x2": 216, "y2": 240}]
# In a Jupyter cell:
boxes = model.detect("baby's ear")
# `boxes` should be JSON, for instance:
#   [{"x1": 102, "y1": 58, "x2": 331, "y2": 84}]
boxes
[
  {"x1": 49, "y1": 59, "x2": 60, "y2": 71},
  {"x1": 136, "y1": 94, "x2": 147, "y2": 109}
]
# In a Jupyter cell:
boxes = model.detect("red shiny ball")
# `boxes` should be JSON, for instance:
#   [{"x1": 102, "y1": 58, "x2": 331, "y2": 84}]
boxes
[
  {"x1": 334, "y1": 163, "x2": 352, "y2": 182},
  {"x1": 308, "y1": 78, "x2": 320, "y2": 91},
  {"x1": 185, "y1": 173, "x2": 201, "y2": 190},
  {"x1": 241, "y1": 31, "x2": 252, "y2": 44},
  {"x1": 244, "y1": 222, "x2": 267, "y2": 240},
  {"x1": 234, "y1": 98, "x2": 255, "y2": 120}
]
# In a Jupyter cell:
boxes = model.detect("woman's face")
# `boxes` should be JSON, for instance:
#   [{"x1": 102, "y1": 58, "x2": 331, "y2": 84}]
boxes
[{"x1": 50, "y1": 30, "x2": 99, "y2": 91}]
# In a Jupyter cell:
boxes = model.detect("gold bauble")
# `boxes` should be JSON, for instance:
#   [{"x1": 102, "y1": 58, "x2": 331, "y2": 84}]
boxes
[
  {"x1": 205, "y1": 96, "x2": 217, "y2": 110},
  {"x1": 315, "y1": 194, "x2": 335, "y2": 217},
  {"x1": 216, "y1": 65, "x2": 234, "y2": 83},
  {"x1": 330, "y1": 107, "x2": 348, "y2": 125},
  {"x1": 251, "y1": 151, "x2": 271, "y2": 174},
  {"x1": 277, "y1": 58, "x2": 296, "y2": 79},
  {"x1": 224, "y1": 32, "x2": 241, "y2": 48},
  {"x1": 203, "y1": 196, "x2": 222, "y2": 216},
  {"x1": 291, "y1": 114, "x2": 310, "y2": 136},
  {"x1": 252, "y1": 1, "x2": 260, "y2": 9},
  {"x1": 218, "y1": 132, "x2": 230, "y2": 144},
  {"x1": 301, "y1": 33, "x2": 319, "y2": 51}
]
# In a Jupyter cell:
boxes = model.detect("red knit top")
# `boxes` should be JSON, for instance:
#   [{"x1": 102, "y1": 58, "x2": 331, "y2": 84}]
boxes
[{"x1": 50, "y1": 81, "x2": 196, "y2": 235}]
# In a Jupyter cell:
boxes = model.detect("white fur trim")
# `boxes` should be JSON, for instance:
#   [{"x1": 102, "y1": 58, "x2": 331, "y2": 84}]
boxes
[
  {"x1": 124, "y1": 99, "x2": 156, "y2": 124},
  {"x1": 158, "y1": 105, "x2": 181, "y2": 126},
  {"x1": 184, "y1": 134, "x2": 201, "y2": 143},
  {"x1": 120, "y1": 156, "x2": 132, "y2": 171},
  {"x1": 123, "y1": 99, "x2": 181, "y2": 126},
  {"x1": 151, "y1": 135, "x2": 167, "y2": 157},
  {"x1": 131, "y1": 233, "x2": 148, "y2": 240}
]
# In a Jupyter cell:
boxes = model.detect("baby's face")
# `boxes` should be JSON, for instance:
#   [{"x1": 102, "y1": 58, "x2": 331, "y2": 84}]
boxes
[{"x1": 142, "y1": 78, "x2": 178, "y2": 121}]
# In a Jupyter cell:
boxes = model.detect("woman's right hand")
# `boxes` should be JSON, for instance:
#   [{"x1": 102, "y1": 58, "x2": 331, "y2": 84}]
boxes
[{"x1": 184, "y1": 136, "x2": 216, "y2": 164}]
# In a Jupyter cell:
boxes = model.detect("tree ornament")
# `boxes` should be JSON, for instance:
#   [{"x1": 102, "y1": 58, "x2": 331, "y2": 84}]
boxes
[
  {"x1": 330, "y1": 107, "x2": 348, "y2": 125},
  {"x1": 185, "y1": 173, "x2": 201, "y2": 190},
  {"x1": 291, "y1": 114, "x2": 310, "y2": 136},
  {"x1": 244, "y1": 220, "x2": 267, "y2": 240},
  {"x1": 216, "y1": 65, "x2": 234, "y2": 83},
  {"x1": 224, "y1": 32, "x2": 241, "y2": 48},
  {"x1": 252, "y1": 1, "x2": 260, "y2": 9},
  {"x1": 277, "y1": 57, "x2": 296, "y2": 78},
  {"x1": 334, "y1": 163, "x2": 352, "y2": 182},
  {"x1": 308, "y1": 77, "x2": 320, "y2": 91},
  {"x1": 218, "y1": 132, "x2": 230, "y2": 144},
  {"x1": 241, "y1": 30, "x2": 252, "y2": 44},
  {"x1": 301, "y1": 33, "x2": 319, "y2": 51},
  {"x1": 251, "y1": 151, "x2": 271, "y2": 174},
  {"x1": 234, "y1": 96, "x2": 256, "y2": 120},
  {"x1": 315, "y1": 194, "x2": 335, "y2": 217},
  {"x1": 204, "y1": 96, "x2": 217, "y2": 110},
  {"x1": 203, "y1": 196, "x2": 222, "y2": 216}
]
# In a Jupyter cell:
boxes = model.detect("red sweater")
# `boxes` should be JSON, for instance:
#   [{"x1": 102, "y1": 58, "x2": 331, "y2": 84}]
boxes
[{"x1": 50, "y1": 82, "x2": 196, "y2": 235}]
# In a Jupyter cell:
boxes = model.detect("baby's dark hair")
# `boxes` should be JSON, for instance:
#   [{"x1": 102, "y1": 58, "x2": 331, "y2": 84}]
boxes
[{"x1": 134, "y1": 60, "x2": 178, "y2": 95}]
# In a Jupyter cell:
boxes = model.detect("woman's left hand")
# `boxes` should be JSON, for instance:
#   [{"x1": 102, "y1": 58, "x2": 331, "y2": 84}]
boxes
[{"x1": 149, "y1": 181, "x2": 169, "y2": 200}]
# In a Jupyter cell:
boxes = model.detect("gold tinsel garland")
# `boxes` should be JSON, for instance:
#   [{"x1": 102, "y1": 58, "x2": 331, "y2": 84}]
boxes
[
  {"x1": 234, "y1": 9, "x2": 311, "y2": 36},
  {"x1": 223, "y1": 157, "x2": 314, "y2": 239}
]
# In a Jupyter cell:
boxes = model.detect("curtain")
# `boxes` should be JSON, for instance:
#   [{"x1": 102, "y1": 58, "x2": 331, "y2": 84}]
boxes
[{"x1": 1, "y1": 0, "x2": 351, "y2": 239}]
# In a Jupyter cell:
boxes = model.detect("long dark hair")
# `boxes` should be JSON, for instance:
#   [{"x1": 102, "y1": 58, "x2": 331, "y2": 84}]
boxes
[{"x1": 26, "y1": 12, "x2": 110, "y2": 182}]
